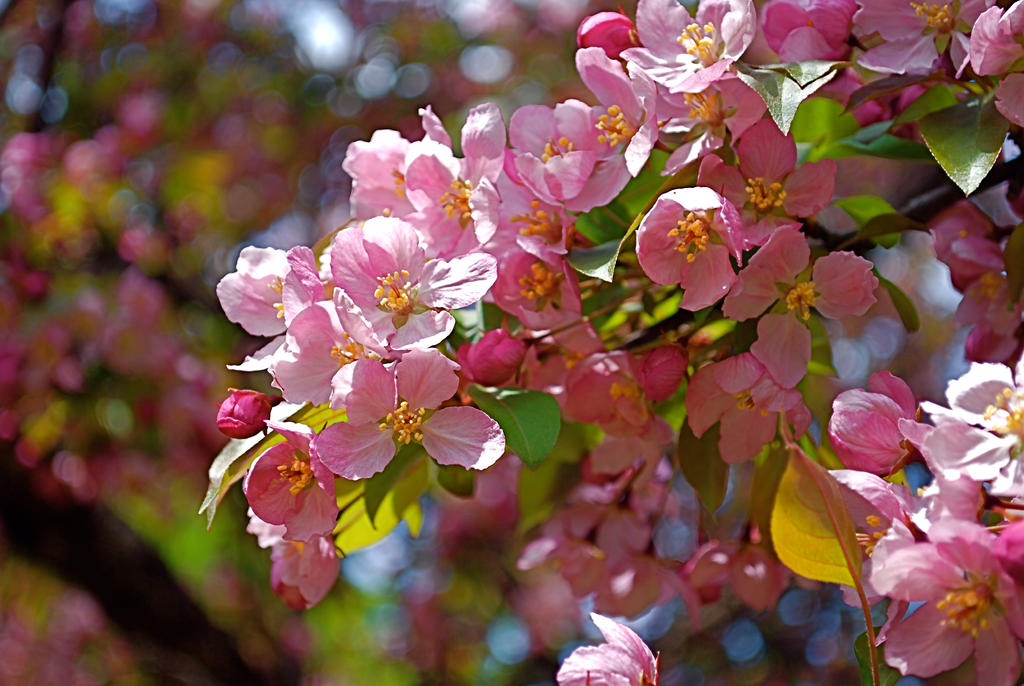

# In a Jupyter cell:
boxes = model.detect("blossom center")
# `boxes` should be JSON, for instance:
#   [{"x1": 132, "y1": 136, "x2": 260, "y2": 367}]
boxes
[
  {"x1": 510, "y1": 200, "x2": 563, "y2": 244},
  {"x1": 610, "y1": 381, "x2": 642, "y2": 400},
  {"x1": 936, "y1": 581, "x2": 995, "y2": 637},
  {"x1": 330, "y1": 334, "x2": 365, "y2": 368},
  {"x1": 276, "y1": 455, "x2": 313, "y2": 495},
  {"x1": 269, "y1": 276, "x2": 285, "y2": 319},
  {"x1": 667, "y1": 211, "x2": 712, "y2": 263},
  {"x1": 734, "y1": 390, "x2": 756, "y2": 410},
  {"x1": 393, "y1": 170, "x2": 407, "y2": 198},
  {"x1": 379, "y1": 400, "x2": 426, "y2": 444},
  {"x1": 541, "y1": 136, "x2": 575, "y2": 162},
  {"x1": 440, "y1": 178, "x2": 473, "y2": 226},
  {"x1": 677, "y1": 22, "x2": 718, "y2": 65},
  {"x1": 683, "y1": 91, "x2": 723, "y2": 125},
  {"x1": 978, "y1": 271, "x2": 1003, "y2": 300},
  {"x1": 596, "y1": 105, "x2": 636, "y2": 147},
  {"x1": 518, "y1": 261, "x2": 563, "y2": 303},
  {"x1": 374, "y1": 269, "x2": 415, "y2": 315},
  {"x1": 785, "y1": 281, "x2": 816, "y2": 320},
  {"x1": 855, "y1": 515, "x2": 885, "y2": 556},
  {"x1": 745, "y1": 177, "x2": 787, "y2": 213},
  {"x1": 983, "y1": 387, "x2": 1024, "y2": 436},
  {"x1": 910, "y1": 2, "x2": 954, "y2": 31}
]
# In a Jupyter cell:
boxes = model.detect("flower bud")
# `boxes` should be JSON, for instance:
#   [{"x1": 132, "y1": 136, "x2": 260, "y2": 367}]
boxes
[
  {"x1": 994, "y1": 520, "x2": 1024, "y2": 586},
  {"x1": 576, "y1": 11, "x2": 639, "y2": 59},
  {"x1": 639, "y1": 345, "x2": 688, "y2": 402},
  {"x1": 217, "y1": 389, "x2": 275, "y2": 439},
  {"x1": 457, "y1": 330, "x2": 527, "y2": 386}
]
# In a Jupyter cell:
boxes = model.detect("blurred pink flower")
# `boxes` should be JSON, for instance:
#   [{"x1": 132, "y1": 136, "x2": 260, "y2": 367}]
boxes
[{"x1": 557, "y1": 613, "x2": 659, "y2": 686}]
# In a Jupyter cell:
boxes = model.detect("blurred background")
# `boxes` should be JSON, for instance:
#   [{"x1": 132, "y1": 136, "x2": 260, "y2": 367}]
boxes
[{"x1": 0, "y1": 0, "x2": 989, "y2": 683}]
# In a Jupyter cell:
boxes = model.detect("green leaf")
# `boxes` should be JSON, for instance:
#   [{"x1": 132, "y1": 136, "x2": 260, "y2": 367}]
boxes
[
  {"x1": 919, "y1": 94, "x2": 1009, "y2": 195},
  {"x1": 876, "y1": 272, "x2": 921, "y2": 333},
  {"x1": 198, "y1": 402, "x2": 330, "y2": 528},
  {"x1": 819, "y1": 134, "x2": 933, "y2": 162},
  {"x1": 771, "y1": 445, "x2": 862, "y2": 586},
  {"x1": 735, "y1": 63, "x2": 840, "y2": 134},
  {"x1": 750, "y1": 443, "x2": 787, "y2": 555},
  {"x1": 894, "y1": 84, "x2": 959, "y2": 124},
  {"x1": 334, "y1": 458, "x2": 428, "y2": 553},
  {"x1": 791, "y1": 98, "x2": 859, "y2": 145},
  {"x1": 468, "y1": 386, "x2": 561, "y2": 468},
  {"x1": 854, "y1": 632, "x2": 901, "y2": 686},
  {"x1": 567, "y1": 239, "x2": 622, "y2": 282},
  {"x1": 808, "y1": 315, "x2": 836, "y2": 377},
  {"x1": 778, "y1": 60, "x2": 849, "y2": 87},
  {"x1": 363, "y1": 443, "x2": 425, "y2": 524},
  {"x1": 846, "y1": 73, "x2": 931, "y2": 111},
  {"x1": 838, "y1": 213, "x2": 928, "y2": 249},
  {"x1": 436, "y1": 463, "x2": 476, "y2": 497},
  {"x1": 1005, "y1": 223, "x2": 1024, "y2": 305},
  {"x1": 834, "y1": 195, "x2": 897, "y2": 225},
  {"x1": 677, "y1": 422, "x2": 729, "y2": 512}
]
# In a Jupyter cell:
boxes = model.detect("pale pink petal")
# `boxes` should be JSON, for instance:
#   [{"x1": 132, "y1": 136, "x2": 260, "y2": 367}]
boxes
[
  {"x1": 723, "y1": 227, "x2": 809, "y2": 320},
  {"x1": 396, "y1": 348, "x2": 460, "y2": 410},
  {"x1": 557, "y1": 645, "x2": 636, "y2": 686},
  {"x1": 921, "y1": 421, "x2": 1015, "y2": 482},
  {"x1": 419, "y1": 105, "x2": 452, "y2": 146},
  {"x1": 783, "y1": 159, "x2": 836, "y2": 216},
  {"x1": 945, "y1": 362, "x2": 1014, "y2": 422},
  {"x1": 686, "y1": 363, "x2": 735, "y2": 437},
  {"x1": 996, "y1": 73, "x2": 1024, "y2": 128},
  {"x1": 975, "y1": 617, "x2": 1023, "y2": 686},
  {"x1": 509, "y1": 105, "x2": 556, "y2": 155},
  {"x1": 285, "y1": 484, "x2": 339, "y2": 542},
  {"x1": 813, "y1": 252, "x2": 878, "y2": 319},
  {"x1": 590, "y1": 613, "x2": 658, "y2": 681},
  {"x1": 868, "y1": 370, "x2": 917, "y2": 417},
  {"x1": 244, "y1": 443, "x2": 299, "y2": 525},
  {"x1": 421, "y1": 406, "x2": 505, "y2": 470},
  {"x1": 329, "y1": 359, "x2": 396, "y2": 423},
  {"x1": 737, "y1": 119, "x2": 796, "y2": 182},
  {"x1": 314, "y1": 421, "x2": 397, "y2": 480},
  {"x1": 564, "y1": 156, "x2": 632, "y2": 213},
  {"x1": 883, "y1": 604, "x2": 973, "y2": 677},
  {"x1": 418, "y1": 252, "x2": 498, "y2": 309},
  {"x1": 461, "y1": 102, "x2": 506, "y2": 182},
  {"x1": 750, "y1": 313, "x2": 810, "y2": 388},
  {"x1": 720, "y1": 406, "x2": 779, "y2": 462},
  {"x1": 389, "y1": 310, "x2": 456, "y2": 351},
  {"x1": 857, "y1": 36, "x2": 939, "y2": 75},
  {"x1": 680, "y1": 243, "x2": 736, "y2": 310}
]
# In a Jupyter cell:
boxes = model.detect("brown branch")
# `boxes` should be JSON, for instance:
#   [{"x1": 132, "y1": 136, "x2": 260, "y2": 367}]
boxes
[
  {"x1": 0, "y1": 454, "x2": 301, "y2": 686},
  {"x1": 27, "y1": 0, "x2": 72, "y2": 133}
]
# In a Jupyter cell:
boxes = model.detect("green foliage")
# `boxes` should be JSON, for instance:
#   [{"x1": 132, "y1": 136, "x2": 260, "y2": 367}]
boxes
[
  {"x1": 677, "y1": 422, "x2": 729, "y2": 512},
  {"x1": 791, "y1": 98, "x2": 930, "y2": 162},
  {"x1": 876, "y1": 272, "x2": 921, "y2": 333},
  {"x1": 735, "y1": 62, "x2": 846, "y2": 134},
  {"x1": 1004, "y1": 223, "x2": 1024, "y2": 305},
  {"x1": 468, "y1": 386, "x2": 562, "y2": 468},
  {"x1": 919, "y1": 94, "x2": 1009, "y2": 195},
  {"x1": 855, "y1": 632, "x2": 901, "y2": 686}
]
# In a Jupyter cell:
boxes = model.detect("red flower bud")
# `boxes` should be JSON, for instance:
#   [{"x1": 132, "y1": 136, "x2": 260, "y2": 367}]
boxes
[
  {"x1": 994, "y1": 520, "x2": 1024, "y2": 586},
  {"x1": 576, "y1": 11, "x2": 639, "y2": 59},
  {"x1": 639, "y1": 345, "x2": 688, "y2": 402},
  {"x1": 217, "y1": 389, "x2": 275, "y2": 439},
  {"x1": 457, "y1": 330, "x2": 527, "y2": 386}
]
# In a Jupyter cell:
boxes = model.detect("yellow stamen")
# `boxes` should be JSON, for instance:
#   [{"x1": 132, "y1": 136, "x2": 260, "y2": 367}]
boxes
[
  {"x1": 518, "y1": 261, "x2": 563, "y2": 303},
  {"x1": 378, "y1": 400, "x2": 426, "y2": 444},
  {"x1": 596, "y1": 104, "x2": 636, "y2": 147},
  {"x1": 276, "y1": 455, "x2": 313, "y2": 495},
  {"x1": 910, "y1": 2, "x2": 954, "y2": 31},
  {"x1": 683, "y1": 91, "x2": 724, "y2": 125},
  {"x1": 330, "y1": 334, "x2": 365, "y2": 368},
  {"x1": 268, "y1": 275, "x2": 284, "y2": 293},
  {"x1": 439, "y1": 178, "x2": 473, "y2": 226},
  {"x1": 745, "y1": 177, "x2": 787, "y2": 213},
  {"x1": 510, "y1": 200, "x2": 563, "y2": 244},
  {"x1": 982, "y1": 386, "x2": 1024, "y2": 436},
  {"x1": 609, "y1": 381, "x2": 642, "y2": 400},
  {"x1": 677, "y1": 22, "x2": 718, "y2": 65},
  {"x1": 734, "y1": 390, "x2": 756, "y2": 410},
  {"x1": 374, "y1": 269, "x2": 414, "y2": 315},
  {"x1": 393, "y1": 170, "x2": 407, "y2": 198},
  {"x1": 978, "y1": 272, "x2": 1003, "y2": 300},
  {"x1": 667, "y1": 211, "x2": 712, "y2": 263},
  {"x1": 541, "y1": 136, "x2": 575, "y2": 162},
  {"x1": 936, "y1": 582, "x2": 995, "y2": 638},
  {"x1": 785, "y1": 281, "x2": 816, "y2": 321}
]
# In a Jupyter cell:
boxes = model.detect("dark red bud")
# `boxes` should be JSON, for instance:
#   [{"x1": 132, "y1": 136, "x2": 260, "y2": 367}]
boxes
[
  {"x1": 457, "y1": 329, "x2": 527, "y2": 387},
  {"x1": 639, "y1": 346, "x2": 688, "y2": 402},
  {"x1": 217, "y1": 389, "x2": 275, "y2": 439}
]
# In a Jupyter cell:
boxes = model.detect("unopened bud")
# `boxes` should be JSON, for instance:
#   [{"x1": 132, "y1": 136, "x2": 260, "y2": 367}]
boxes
[
  {"x1": 995, "y1": 519, "x2": 1024, "y2": 586},
  {"x1": 577, "y1": 11, "x2": 639, "y2": 59},
  {"x1": 217, "y1": 389, "x2": 275, "y2": 439},
  {"x1": 457, "y1": 329, "x2": 527, "y2": 386}
]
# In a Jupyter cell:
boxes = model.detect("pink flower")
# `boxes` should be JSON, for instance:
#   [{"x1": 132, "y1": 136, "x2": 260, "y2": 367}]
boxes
[
  {"x1": 343, "y1": 129, "x2": 417, "y2": 220},
  {"x1": 996, "y1": 73, "x2": 1024, "y2": 127},
  {"x1": 217, "y1": 389, "x2": 276, "y2": 439},
  {"x1": 993, "y1": 520, "x2": 1024, "y2": 586},
  {"x1": 564, "y1": 351, "x2": 655, "y2": 437},
  {"x1": 329, "y1": 217, "x2": 497, "y2": 350},
  {"x1": 494, "y1": 173, "x2": 573, "y2": 262},
  {"x1": 623, "y1": 0, "x2": 757, "y2": 94},
  {"x1": 269, "y1": 534, "x2": 339, "y2": 610},
  {"x1": 243, "y1": 421, "x2": 338, "y2": 542},
  {"x1": 403, "y1": 103, "x2": 506, "y2": 258},
  {"x1": 509, "y1": 99, "x2": 631, "y2": 213},
  {"x1": 491, "y1": 249, "x2": 582, "y2": 331},
  {"x1": 928, "y1": 201, "x2": 1002, "y2": 291},
  {"x1": 576, "y1": 47, "x2": 659, "y2": 176},
  {"x1": 870, "y1": 520, "x2": 1024, "y2": 684},
  {"x1": 577, "y1": 11, "x2": 641, "y2": 59},
  {"x1": 696, "y1": 119, "x2": 837, "y2": 247},
  {"x1": 639, "y1": 345, "x2": 688, "y2": 402},
  {"x1": 723, "y1": 227, "x2": 877, "y2": 387},
  {"x1": 686, "y1": 352, "x2": 811, "y2": 463},
  {"x1": 853, "y1": 0, "x2": 994, "y2": 75},
  {"x1": 635, "y1": 187, "x2": 743, "y2": 311},
  {"x1": 456, "y1": 329, "x2": 527, "y2": 386},
  {"x1": 216, "y1": 246, "x2": 290, "y2": 336},
  {"x1": 828, "y1": 371, "x2": 924, "y2": 475},
  {"x1": 762, "y1": 0, "x2": 857, "y2": 61},
  {"x1": 314, "y1": 349, "x2": 505, "y2": 479},
  {"x1": 657, "y1": 77, "x2": 766, "y2": 175},
  {"x1": 557, "y1": 613, "x2": 659, "y2": 686},
  {"x1": 969, "y1": 2, "x2": 1024, "y2": 76}
]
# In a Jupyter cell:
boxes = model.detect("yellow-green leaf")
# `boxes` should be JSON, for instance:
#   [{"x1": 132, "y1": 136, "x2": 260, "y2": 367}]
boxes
[{"x1": 770, "y1": 446, "x2": 862, "y2": 586}]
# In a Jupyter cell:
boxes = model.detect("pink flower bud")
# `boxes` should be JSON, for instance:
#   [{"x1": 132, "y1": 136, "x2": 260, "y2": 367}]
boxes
[
  {"x1": 456, "y1": 330, "x2": 527, "y2": 386},
  {"x1": 639, "y1": 345, "x2": 688, "y2": 402},
  {"x1": 576, "y1": 11, "x2": 639, "y2": 59},
  {"x1": 994, "y1": 520, "x2": 1024, "y2": 586},
  {"x1": 217, "y1": 389, "x2": 275, "y2": 439}
]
